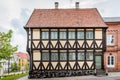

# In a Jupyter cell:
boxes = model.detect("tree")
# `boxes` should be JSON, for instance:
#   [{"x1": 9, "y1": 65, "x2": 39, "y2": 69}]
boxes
[
  {"x1": 0, "y1": 30, "x2": 18, "y2": 74},
  {"x1": 11, "y1": 62, "x2": 20, "y2": 72},
  {"x1": 0, "y1": 30, "x2": 17, "y2": 60}
]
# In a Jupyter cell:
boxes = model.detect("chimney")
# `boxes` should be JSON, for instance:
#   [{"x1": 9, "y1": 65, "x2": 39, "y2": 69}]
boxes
[
  {"x1": 55, "y1": 2, "x2": 59, "y2": 9},
  {"x1": 75, "y1": 2, "x2": 79, "y2": 9}
]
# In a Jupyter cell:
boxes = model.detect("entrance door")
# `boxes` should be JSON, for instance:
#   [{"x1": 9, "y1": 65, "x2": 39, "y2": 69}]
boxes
[{"x1": 95, "y1": 56, "x2": 102, "y2": 69}]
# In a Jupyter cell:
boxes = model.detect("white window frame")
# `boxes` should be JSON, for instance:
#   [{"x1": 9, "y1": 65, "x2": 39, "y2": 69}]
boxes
[
  {"x1": 107, "y1": 35, "x2": 114, "y2": 46},
  {"x1": 107, "y1": 55, "x2": 115, "y2": 67}
]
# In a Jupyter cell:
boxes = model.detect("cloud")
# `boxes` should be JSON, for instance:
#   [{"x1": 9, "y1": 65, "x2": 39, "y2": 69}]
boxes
[{"x1": 10, "y1": 9, "x2": 30, "y2": 52}]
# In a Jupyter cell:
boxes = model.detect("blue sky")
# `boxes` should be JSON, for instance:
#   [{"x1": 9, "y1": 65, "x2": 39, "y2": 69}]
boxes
[{"x1": 0, "y1": 0, "x2": 120, "y2": 52}]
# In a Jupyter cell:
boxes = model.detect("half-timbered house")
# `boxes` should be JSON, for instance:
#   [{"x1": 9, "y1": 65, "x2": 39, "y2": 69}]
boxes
[{"x1": 24, "y1": 2, "x2": 108, "y2": 78}]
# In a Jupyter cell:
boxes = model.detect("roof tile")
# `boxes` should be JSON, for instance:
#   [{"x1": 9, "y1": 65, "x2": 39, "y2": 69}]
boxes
[{"x1": 25, "y1": 8, "x2": 107, "y2": 28}]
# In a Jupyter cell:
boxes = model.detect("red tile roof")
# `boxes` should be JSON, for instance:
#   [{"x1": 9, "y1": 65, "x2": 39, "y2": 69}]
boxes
[
  {"x1": 25, "y1": 8, "x2": 107, "y2": 28},
  {"x1": 15, "y1": 52, "x2": 29, "y2": 59}
]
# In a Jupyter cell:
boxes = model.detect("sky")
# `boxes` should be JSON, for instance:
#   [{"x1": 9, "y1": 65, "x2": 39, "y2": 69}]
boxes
[{"x1": 0, "y1": 0, "x2": 120, "y2": 52}]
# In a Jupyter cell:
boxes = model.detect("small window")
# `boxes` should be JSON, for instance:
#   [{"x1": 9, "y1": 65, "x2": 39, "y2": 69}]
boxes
[
  {"x1": 60, "y1": 32, "x2": 66, "y2": 39},
  {"x1": 42, "y1": 53, "x2": 49, "y2": 60},
  {"x1": 86, "y1": 31, "x2": 93, "y2": 39},
  {"x1": 60, "y1": 53, "x2": 67, "y2": 60},
  {"x1": 78, "y1": 52, "x2": 84, "y2": 60},
  {"x1": 107, "y1": 55, "x2": 115, "y2": 67},
  {"x1": 69, "y1": 53, "x2": 75, "y2": 60},
  {"x1": 42, "y1": 32, "x2": 49, "y2": 39},
  {"x1": 51, "y1": 53, "x2": 58, "y2": 61},
  {"x1": 86, "y1": 52, "x2": 93, "y2": 60},
  {"x1": 107, "y1": 35, "x2": 114, "y2": 45},
  {"x1": 77, "y1": 31, "x2": 84, "y2": 39},
  {"x1": 51, "y1": 32, "x2": 57, "y2": 39},
  {"x1": 68, "y1": 32, "x2": 75, "y2": 39}
]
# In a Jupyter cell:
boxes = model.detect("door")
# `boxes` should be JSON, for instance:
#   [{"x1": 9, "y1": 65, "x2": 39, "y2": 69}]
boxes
[{"x1": 95, "y1": 56, "x2": 102, "y2": 69}]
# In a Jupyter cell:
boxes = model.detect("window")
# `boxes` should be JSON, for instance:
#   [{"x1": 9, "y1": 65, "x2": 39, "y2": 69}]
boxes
[
  {"x1": 86, "y1": 31, "x2": 93, "y2": 39},
  {"x1": 77, "y1": 31, "x2": 84, "y2": 39},
  {"x1": 69, "y1": 53, "x2": 75, "y2": 60},
  {"x1": 107, "y1": 55, "x2": 115, "y2": 67},
  {"x1": 107, "y1": 35, "x2": 114, "y2": 45},
  {"x1": 69, "y1": 32, "x2": 75, "y2": 39},
  {"x1": 86, "y1": 52, "x2": 93, "y2": 60},
  {"x1": 60, "y1": 53, "x2": 67, "y2": 60},
  {"x1": 42, "y1": 53, "x2": 49, "y2": 60},
  {"x1": 51, "y1": 32, "x2": 57, "y2": 39},
  {"x1": 78, "y1": 52, "x2": 84, "y2": 60},
  {"x1": 60, "y1": 32, "x2": 66, "y2": 39},
  {"x1": 42, "y1": 32, "x2": 49, "y2": 39},
  {"x1": 51, "y1": 53, "x2": 58, "y2": 60}
]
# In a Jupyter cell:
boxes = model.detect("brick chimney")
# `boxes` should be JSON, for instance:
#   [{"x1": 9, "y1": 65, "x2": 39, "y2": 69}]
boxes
[
  {"x1": 76, "y1": 2, "x2": 79, "y2": 9},
  {"x1": 55, "y1": 2, "x2": 59, "y2": 9}
]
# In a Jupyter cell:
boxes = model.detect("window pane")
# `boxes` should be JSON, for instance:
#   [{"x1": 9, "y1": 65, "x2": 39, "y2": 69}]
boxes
[
  {"x1": 51, "y1": 53, "x2": 58, "y2": 60},
  {"x1": 51, "y1": 32, "x2": 57, "y2": 39},
  {"x1": 86, "y1": 52, "x2": 93, "y2": 60},
  {"x1": 69, "y1": 32, "x2": 75, "y2": 39},
  {"x1": 42, "y1": 53, "x2": 49, "y2": 60},
  {"x1": 108, "y1": 56, "x2": 110, "y2": 65},
  {"x1": 69, "y1": 53, "x2": 75, "y2": 60},
  {"x1": 42, "y1": 32, "x2": 48, "y2": 39},
  {"x1": 107, "y1": 35, "x2": 114, "y2": 45},
  {"x1": 78, "y1": 52, "x2": 84, "y2": 60},
  {"x1": 111, "y1": 56, "x2": 114, "y2": 65},
  {"x1": 86, "y1": 31, "x2": 93, "y2": 39},
  {"x1": 60, "y1": 32, "x2": 66, "y2": 39},
  {"x1": 60, "y1": 53, "x2": 67, "y2": 60},
  {"x1": 77, "y1": 31, "x2": 84, "y2": 39}
]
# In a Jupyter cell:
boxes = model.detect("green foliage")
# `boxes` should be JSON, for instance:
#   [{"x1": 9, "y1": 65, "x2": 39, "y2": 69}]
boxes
[
  {"x1": 11, "y1": 62, "x2": 20, "y2": 72},
  {"x1": 0, "y1": 30, "x2": 18, "y2": 60},
  {"x1": 0, "y1": 73, "x2": 28, "y2": 80}
]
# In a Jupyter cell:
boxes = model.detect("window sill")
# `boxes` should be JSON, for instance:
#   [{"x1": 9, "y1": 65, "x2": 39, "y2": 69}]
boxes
[
  {"x1": 107, "y1": 45, "x2": 115, "y2": 47},
  {"x1": 107, "y1": 66, "x2": 115, "y2": 68}
]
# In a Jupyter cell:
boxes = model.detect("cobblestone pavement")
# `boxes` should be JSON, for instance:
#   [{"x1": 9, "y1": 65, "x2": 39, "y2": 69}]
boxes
[{"x1": 17, "y1": 72, "x2": 120, "y2": 80}]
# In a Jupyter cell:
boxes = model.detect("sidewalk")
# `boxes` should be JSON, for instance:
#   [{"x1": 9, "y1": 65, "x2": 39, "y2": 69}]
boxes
[{"x1": 17, "y1": 72, "x2": 120, "y2": 80}]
